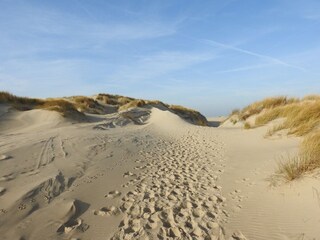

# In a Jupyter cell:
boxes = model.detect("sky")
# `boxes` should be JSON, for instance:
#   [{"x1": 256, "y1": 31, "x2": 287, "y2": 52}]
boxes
[{"x1": 1, "y1": 0, "x2": 320, "y2": 116}]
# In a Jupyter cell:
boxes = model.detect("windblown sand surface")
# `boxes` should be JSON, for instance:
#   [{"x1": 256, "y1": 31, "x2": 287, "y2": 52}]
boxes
[{"x1": 0, "y1": 106, "x2": 319, "y2": 239}]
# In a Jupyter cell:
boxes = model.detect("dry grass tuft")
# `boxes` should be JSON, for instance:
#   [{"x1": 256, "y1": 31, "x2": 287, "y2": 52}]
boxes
[
  {"x1": 244, "y1": 122, "x2": 251, "y2": 129},
  {"x1": 96, "y1": 94, "x2": 120, "y2": 105},
  {"x1": 256, "y1": 101, "x2": 320, "y2": 136},
  {"x1": 237, "y1": 94, "x2": 320, "y2": 182},
  {"x1": 303, "y1": 95, "x2": 320, "y2": 101},
  {"x1": 0, "y1": 91, "x2": 43, "y2": 107},
  {"x1": 0, "y1": 91, "x2": 85, "y2": 119},
  {"x1": 69, "y1": 96, "x2": 104, "y2": 114},
  {"x1": 284, "y1": 102, "x2": 320, "y2": 136},
  {"x1": 2, "y1": 91, "x2": 209, "y2": 126},
  {"x1": 265, "y1": 124, "x2": 285, "y2": 137},
  {"x1": 276, "y1": 154, "x2": 311, "y2": 181},
  {"x1": 276, "y1": 131, "x2": 320, "y2": 181},
  {"x1": 239, "y1": 96, "x2": 298, "y2": 120},
  {"x1": 169, "y1": 105, "x2": 208, "y2": 126},
  {"x1": 118, "y1": 99, "x2": 146, "y2": 111},
  {"x1": 37, "y1": 99, "x2": 85, "y2": 118}
]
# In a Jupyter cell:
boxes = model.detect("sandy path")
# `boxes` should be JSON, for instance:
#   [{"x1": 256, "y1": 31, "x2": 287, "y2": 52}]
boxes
[
  {"x1": 0, "y1": 108, "x2": 231, "y2": 240},
  {"x1": 106, "y1": 124, "x2": 227, "y2": 239}
]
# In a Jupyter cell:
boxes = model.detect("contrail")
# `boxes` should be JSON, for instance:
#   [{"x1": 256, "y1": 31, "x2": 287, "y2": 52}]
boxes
[{"x1": 201, "y1": 38, "x2": 307, "y2": 72}]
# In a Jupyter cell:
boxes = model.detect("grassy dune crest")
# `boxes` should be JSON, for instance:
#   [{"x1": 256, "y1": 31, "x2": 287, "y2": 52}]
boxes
[
  {"x1": 0, "y1": 91, "x2": 208, "y2": 126},
  {"x1": 233, "y1": 95, "x2": 320, "y2": 181}
]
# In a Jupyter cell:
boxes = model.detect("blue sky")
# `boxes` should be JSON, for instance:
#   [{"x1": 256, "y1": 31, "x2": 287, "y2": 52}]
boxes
[{"x1": 1, "y1": 0, "x2": 320, "y2": 116}]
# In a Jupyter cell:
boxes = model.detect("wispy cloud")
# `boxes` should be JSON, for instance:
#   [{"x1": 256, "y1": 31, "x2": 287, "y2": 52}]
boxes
[
  {"x1": 201, "y1": 39, "x2": 307, "y2": 71},
  {"x1": 0, "y1": 3, "x2": 177, "y2": 59},
  {"x1": 109, "y1": 51, "x2": 216, "y2": 83},
  {"x1": 214, "y1": 63, "x2": 274, "y2": 74}
]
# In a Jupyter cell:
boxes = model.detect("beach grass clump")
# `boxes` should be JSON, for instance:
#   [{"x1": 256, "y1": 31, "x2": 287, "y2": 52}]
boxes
[
  {"x1": 265, "y1": 123, "x2": 285, "y2": 137},
  {"x1": 303, "y1": 95, "x2": 320, "y2": 101},
  {"x1": 69, "y1": 96, "x2": 104, "y2": 113},
  {"x1": 257, "y1": 100, "x2": 320, "y2": 136},
  {"x1": 244, "y1": 122, "x2": 251, "y2": 129},
  {"x1": 0, "y1": 91, "x2": 85, "y2": 118},
  {"x1": 169, "y1": 105, "x2": 208, "y2": 126},
  {"x1": 37, "y1": 99, "x2": 84, "y2": 117},
  {"x1": 284, "y1": 101, "x2": 320, "y2": 136},
  {"x1": 118, "y1": 99, "x2": 146, "y2": 111},
  {"x1": 0, "y1": 91, "x2": 43, "y2": 107},
  {"x1": 236, "y1": 95, "x2": 320, "y2": 182},
  {"x1": 96, "y1": 94, "x2": 119, "y2": 105},
  {"x1": 239, "y1": 96, "x2": 297, "y2": 120},
  {"x1": 276, "y1": 131, "x2": 320, "y2": 181}
]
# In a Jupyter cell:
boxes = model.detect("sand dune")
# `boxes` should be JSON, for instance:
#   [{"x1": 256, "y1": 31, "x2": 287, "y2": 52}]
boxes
[{"x1": 0, "y1": 101, "x2": 319, "y2": 239}]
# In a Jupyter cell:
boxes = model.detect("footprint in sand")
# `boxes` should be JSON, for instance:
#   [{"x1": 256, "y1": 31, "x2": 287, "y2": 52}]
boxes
[
  {"x1": 123, "y1": 171, "x2": 136, "y2": 178},
  {"x1": 105, "y1": 190, "x2": 121, "y2": 199},
  {"x1": 93, "y1": 206, "x2": 119, "y2": 216},
  {"x1": 0, "y1": 187, "x2": 6, "y2": 196},
  {"x1": 18, "y1": 203, "x2": 27, "y2": 210},
  {"x1": 57, "y1": 218, "x2": 83, "y2": 234},
  {"x1": 0, "y1": 155, "x2": 11, "y2": 161},
  {"x1": 134, "y1": 166, "x2": 145, "y2": 170}
]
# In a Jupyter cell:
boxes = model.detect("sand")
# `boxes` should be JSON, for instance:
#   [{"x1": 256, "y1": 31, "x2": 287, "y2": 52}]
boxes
[{"x1": 0, "y1": 105, "x2": 319, "y2": 239}]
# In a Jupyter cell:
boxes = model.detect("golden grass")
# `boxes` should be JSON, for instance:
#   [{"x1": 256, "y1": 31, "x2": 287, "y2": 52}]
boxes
[
  {"x1": 0, "y1": 91, "x2": 85, "y2": 119},
  {"x1": 145, "y1": 100, "x2": 169, "y2": 108},
  {"x1": 235, "y1": 95, "x2": 320, "y2": 181},
  {"x1": 265, "y1": 123, "x2": 285, "y2": 137},
  {"x1": 118, "y1": 97, "x2": 134, "y2": 105},
  {"x1": 276, "y1": 131, "x2": 320, "y2": 181},
  {"x1": 2, "y1": 91, "x2": 209, "y2": 126},
  {"x1": 0, "y1": 91, "x2": 42, "y2": 106},
  {"x1": 244, "y1": 122, "x2": 251, "y2": 129},
  {"x1": 302, "y1": 95, "x2": 320, "y2": 101},
  {"x1": 240, "y1": 95, "x2": 320, "y2": 181},
  {"x1": 96, "y1": 94, "x2": 120, "y2": 105},
  {"x1": 239, "y1": 96, "x2": 298, "y2": 120},
  {"x1": 69, "y1": 96, "x2": 104, "y2": 114},
  {"x1": 169, "y1": 105, "x2": 208, "y2": 126},
  {"x1": 38, "y1": 99, "x2": 77, "y2": 113},
  {"x1": 255, "y1": 101, "x2": 320, "y2": 136},
  {"x1": 118, "y1": 99, "x2": 146, "y2": 111}
]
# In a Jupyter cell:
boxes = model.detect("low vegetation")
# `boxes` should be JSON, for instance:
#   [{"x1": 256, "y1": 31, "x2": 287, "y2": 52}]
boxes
[
  {"x1": 232, "y1": 95, "x2": 320, "y2": 181},
  {"x1": 38, "y1": 100, "x2": 84, "y2": 118},
  {"x1": 239, "y1": 96, "x2": 298, "y2": 121},
  {"x1": 0, "y1": 91, "x2": 43, "y2": 107},
  {"x1": 243, "y1": 122, "x2": 251, "y2": 129},
  {"x1": 1, "y1": 91, "x2": 208, "y2": 126},
  {"x1": 118, "y1": 99, "x2": 146, "y2": 111},
  {"x1": 0, "y1": 91, "x2": 85, "y2": 119},
  {"x1": 169, "y1": 105, "x2": 208, "y2": 126},
  {"x1": 276, "y1": 131, "x2": 320, "y2": 181},
  {"x1": 68, "y1": 96, "x2": 105, "y2": 114}
]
